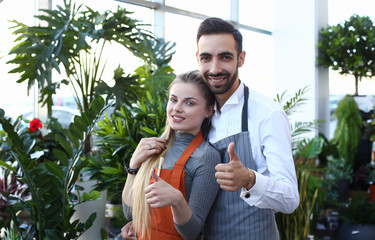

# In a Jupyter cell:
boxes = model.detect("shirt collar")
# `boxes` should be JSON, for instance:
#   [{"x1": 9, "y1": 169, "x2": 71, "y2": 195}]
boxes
[{"x1": 214, "y1": 82, "x2": 244, "y2": 114}]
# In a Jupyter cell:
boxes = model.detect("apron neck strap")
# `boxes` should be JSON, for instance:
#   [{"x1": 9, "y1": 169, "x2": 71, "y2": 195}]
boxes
[
  {"x1": 241, "y1": 85, "x2": 249, "y2": 132},
  {"x1": 170, "y1": 131, "x2": 203, "y2": 189}
]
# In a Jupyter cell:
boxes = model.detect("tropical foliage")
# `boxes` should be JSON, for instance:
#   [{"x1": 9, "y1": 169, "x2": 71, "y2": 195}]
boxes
[
  {"x1": 274, "y1": 86, "x2": 320, "y2": 152},
  {"x1": 85, "y1": 91, "x2": 169, "y2": 203},
  {"x1": 274, "y1": 87, "x2": 322, "y2": 240},
  {"x1": 338, "y1": 192, "x2": 375, "y2": 224},
  {"x1": 331, "y1": 95, "x2": 362, "y2": 167},
  {"x1": 0, "y1": 96, "x2": 109, "y2": 239},
  {"x1": 7, "y1": 0, "x2": 175, "y2": 116}
]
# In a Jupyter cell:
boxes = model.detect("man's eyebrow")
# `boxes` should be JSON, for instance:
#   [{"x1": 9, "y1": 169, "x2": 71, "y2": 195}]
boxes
[
  {"x1": 198, "y1": 52, "x2": 212, "y2": 57},
  {"x1": 198, "y1": 51, "x2": 234, "y2": 57},
  {"x1": 218, "y1": 51, "x2": 234, "y2": 57}
]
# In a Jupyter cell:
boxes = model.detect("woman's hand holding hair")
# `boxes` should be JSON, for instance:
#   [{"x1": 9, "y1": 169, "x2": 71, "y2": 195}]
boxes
[
  {"x1": 129, "y1": 137, "x2": 167, "y2": 168},
  {"x1": 123, "y1": 138, "x2": 167, "y2": 207}
]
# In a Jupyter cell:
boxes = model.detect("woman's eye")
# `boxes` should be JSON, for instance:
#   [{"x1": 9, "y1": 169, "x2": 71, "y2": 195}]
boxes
[
  {"x1": 186, "y1": 101, "x2": 194, "y2": 106},
  {"x1": 170, "y1": 98, "x2": 177, "y2": 102}
]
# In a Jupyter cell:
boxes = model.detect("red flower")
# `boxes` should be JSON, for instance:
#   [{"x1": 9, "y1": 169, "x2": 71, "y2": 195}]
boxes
[{"x1": 29, "y1": 118, "x2": 43, "y2": 133}]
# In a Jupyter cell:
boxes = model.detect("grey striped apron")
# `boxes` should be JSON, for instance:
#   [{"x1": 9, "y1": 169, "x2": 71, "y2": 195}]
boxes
[{"x1": 204, "y1": 85, "x2": 279, "y2": 240}]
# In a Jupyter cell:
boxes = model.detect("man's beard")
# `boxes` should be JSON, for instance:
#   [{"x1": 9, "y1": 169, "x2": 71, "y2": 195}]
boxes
[{"x1": 204, "y1": 69, "x2": 238, "y2": 95}]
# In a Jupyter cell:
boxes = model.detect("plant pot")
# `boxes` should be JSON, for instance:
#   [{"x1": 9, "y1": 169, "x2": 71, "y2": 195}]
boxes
[
  {"x1": 337, "y1": 223, "x2": 375, "y2": 240},
  {"x1": 370, "y1": 184, "x2": 375, "y2": 202},
  {"x1": 71, "y1": 179, "x2": 107, "y2": 240},
  {"x1": 338, "y1": 178, "x2": 350, "y2": 202}
]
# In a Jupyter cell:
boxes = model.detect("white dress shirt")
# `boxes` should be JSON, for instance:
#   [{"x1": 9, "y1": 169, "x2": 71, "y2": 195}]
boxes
[{"x1": 208, "y1": 83, "x2": 299, "y2": 214}]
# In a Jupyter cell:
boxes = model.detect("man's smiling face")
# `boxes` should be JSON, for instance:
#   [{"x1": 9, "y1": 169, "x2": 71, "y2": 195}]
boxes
[{"x1": 197, "y1": 33, "x2": 245, "y2": 98}]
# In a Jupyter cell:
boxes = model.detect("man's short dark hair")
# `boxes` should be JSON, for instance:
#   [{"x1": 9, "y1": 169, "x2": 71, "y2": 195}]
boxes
[{"x1": 197, "y1": 17, "x2": 243, "y2": 54}]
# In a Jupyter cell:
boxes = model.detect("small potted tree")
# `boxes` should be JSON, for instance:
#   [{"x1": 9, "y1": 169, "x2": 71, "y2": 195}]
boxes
[{"x1": 317, "y1": 14, "x2": 375, "y2": 96}]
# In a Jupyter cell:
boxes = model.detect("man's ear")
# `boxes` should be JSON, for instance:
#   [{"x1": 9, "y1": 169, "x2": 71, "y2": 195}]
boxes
[{"x1": 238, "y1": 51, "x2": 246, "y2": 68}]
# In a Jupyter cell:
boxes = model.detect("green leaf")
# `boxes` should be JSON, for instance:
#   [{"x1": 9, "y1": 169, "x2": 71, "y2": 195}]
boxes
[
  {"x1": 82, "y1": 190, "x2": 101, "y2": 201},
  {"x1": 66, "y1": 131, "x2": 79, "y2": 148},
  {"x1": 101, "y1": 166, "x2": 122, "y2": 175},
  {"x1": 73, "y1": 115, "x2": 89, "y2": 130},
  {"x1": 55, "y1": 134, "x2": 73, "y2": 157},
  {"x1": 90, "y1": 96, "x2": 105, "y2": 114},
  {"x1": 45, "y1": 161, "x2": 64, "y2": 179},
  {"x1": 0, "y1": 160, "x2": 16, "y2": 172},
  {"x1": 141, "y1": 127, "x2": 157, "y2": 135},
  {"x1": 69, "y1": 122, "x2": 83, "y2": 140},
  {"x1": 84, "y1": 212, "x2": 97, "y2": 229},
  {"x1": 53, "y1": 148, "x2": 69, "y2": 166}
]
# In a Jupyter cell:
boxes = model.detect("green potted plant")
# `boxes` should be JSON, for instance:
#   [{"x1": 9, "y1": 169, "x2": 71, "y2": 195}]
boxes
[
  {"x1": 331, "y1": 95, "x2": 362, "y2": 167},
  {"x1": 326, "y1": 156, "x2": 354, "y2": 203},
  {"x1": 318, "y1": 14, "x2": 375, "y2": 193},
  {"x1": 336, "y1": 192, "x2": 375, "y2": 240},
  {"x1": 0, "y1": 96, "x2": 109, "y2": 239},
  {"x1": 317, "y1": 14, "x2": 375, "y2": 96},
  {"x1": 275, "y1": 87, "x2": 322, "y2": 240}
]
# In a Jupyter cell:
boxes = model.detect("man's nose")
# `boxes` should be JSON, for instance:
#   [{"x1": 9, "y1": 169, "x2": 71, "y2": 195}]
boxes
[{"x1": 209, "y1": 58, "x2": 222, "y2": 75}]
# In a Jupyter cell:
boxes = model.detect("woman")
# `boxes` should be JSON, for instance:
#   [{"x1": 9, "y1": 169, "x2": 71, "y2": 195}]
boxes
[{"x1": 122, "y1": 70, "x2": 221, "y2": 240}]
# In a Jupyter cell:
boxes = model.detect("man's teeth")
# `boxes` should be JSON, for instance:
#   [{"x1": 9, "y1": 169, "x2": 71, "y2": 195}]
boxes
[{"x1": 211, "y1": 77, "x2": 224, "y2": 82}]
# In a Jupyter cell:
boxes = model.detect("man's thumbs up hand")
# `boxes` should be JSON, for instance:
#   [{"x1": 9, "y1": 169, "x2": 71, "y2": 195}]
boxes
[
  {"x1": 215, "y1": 142, "x2": 253, "y2": 192},
  {"x1": 228, "y1": 142, "x2": 240, "y2": 163}
]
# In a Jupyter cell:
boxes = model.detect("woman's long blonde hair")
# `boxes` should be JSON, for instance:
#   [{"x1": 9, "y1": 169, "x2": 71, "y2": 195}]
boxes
[{"x1": 131, "y1": 70, "x2": 215, "y2": 239}]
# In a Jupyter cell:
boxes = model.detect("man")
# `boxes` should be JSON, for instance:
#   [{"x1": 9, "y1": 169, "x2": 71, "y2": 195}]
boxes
[
  {"x1": 122, "y1": 17, "x2": 299, "y2": 240},
  {"x1": 196, "y1": 17, "x2": 299, "y2": 239}
]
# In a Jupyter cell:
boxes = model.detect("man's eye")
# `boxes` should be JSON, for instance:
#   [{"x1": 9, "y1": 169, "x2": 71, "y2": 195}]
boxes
[{"x1": 201, "y1": 56, "x2": 210, "y2": 61}]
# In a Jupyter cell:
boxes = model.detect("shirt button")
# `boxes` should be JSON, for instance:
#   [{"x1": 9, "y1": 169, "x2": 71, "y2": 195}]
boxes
[{"x1": 245, "y1": 193, "x2": 250, "y2": 198}]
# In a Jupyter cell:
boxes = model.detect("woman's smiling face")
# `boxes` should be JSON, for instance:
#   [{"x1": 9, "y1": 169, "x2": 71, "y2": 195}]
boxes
[{"x1": 167, "y1": 81, "x2": 213, "y2": 135}]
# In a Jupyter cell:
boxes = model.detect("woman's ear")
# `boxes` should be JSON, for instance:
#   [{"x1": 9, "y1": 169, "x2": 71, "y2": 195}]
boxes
[{"x1": 205, "y1": 105, "x2": 214, "y2": 118}]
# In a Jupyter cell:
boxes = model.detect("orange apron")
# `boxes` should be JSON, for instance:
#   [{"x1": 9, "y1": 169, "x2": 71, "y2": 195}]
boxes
[{"x1": 141, "y1": 131, "x2": 203, "y2": 240}]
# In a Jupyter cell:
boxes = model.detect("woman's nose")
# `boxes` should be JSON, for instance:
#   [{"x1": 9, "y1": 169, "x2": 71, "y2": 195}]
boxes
[{"x1": 173, "y1": 102, "x2": 183, "y2": 112}]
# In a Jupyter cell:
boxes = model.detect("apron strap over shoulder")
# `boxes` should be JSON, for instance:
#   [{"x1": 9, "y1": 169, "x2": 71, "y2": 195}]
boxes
[
  {"x1": 241, "y1": 85, "x2": 249, "y2": 132},
  {"x1": 170, "y1": 131, "x2": 203, "y2": 189}
]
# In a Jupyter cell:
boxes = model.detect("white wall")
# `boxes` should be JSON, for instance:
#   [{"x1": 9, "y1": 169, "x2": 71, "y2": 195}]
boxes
[{"x1": 273, "y1": 0, "x2": 330, "y2": 138}]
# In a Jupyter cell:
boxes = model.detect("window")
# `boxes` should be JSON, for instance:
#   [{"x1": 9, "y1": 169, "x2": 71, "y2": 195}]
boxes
[
  {"x1": 0, "y1": 0, "x2": 36, "y2": 119},
  {"x1": 239, "y1": 29, "x2": 273, "y2": 96},
  {"x1": 165, "y1": 0, "x2": 227, "y2": 19},
  {"x1": 1, "y1": 0, "x2": 275, "y2": 118},
  {"x1": 165, "y1": 13, "x2": 202, "y2": 74},
  {"x1": 239, "y1": 0, "x2": 274, "y2": 31}
]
